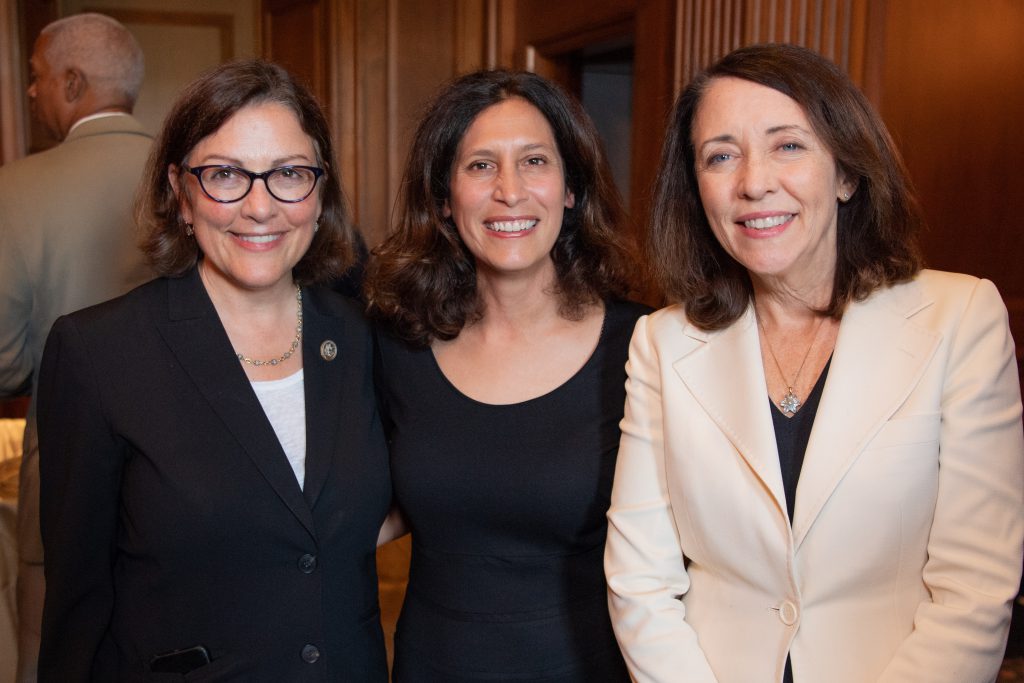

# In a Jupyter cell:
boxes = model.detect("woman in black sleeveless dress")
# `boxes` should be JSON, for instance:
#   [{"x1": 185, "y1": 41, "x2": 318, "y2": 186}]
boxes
[{"x1": 367, "y1": 70, "x2": 646, "y2": 681}]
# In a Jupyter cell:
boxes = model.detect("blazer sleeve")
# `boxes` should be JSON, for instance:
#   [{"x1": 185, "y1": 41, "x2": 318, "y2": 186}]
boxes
[
  {"x1": 605, "y1": 314, "x2": 719, "y2": 683},
  {"x1": 878, "y1": 278, "x2": 1024, "y2": 682},
  {"x1": 36, "y1": 315, "x2": 125, "y2": 682}
]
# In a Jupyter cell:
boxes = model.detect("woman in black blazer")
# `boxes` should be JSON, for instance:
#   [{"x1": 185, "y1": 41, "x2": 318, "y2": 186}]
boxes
[{"x1": 35, "y1": 61, "x2": 391, "y2": 681}]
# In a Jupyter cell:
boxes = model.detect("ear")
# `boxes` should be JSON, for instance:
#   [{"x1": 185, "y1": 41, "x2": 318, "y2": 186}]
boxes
[
  {"x1": 837, "y1": 172, "x2": 857, "y2": 203},
  {"x1": 168, "y1": 165, "x2": 194, "y2": 223},
  {"x1": 63, "y1": 69, "x2": 85, "y2": 102},
  {"x1": 442, "y1": 198, "x2": 452, "y2": 218},
  {"x1": 564, "y1": 189, "x2": 576, "y2": 210}
]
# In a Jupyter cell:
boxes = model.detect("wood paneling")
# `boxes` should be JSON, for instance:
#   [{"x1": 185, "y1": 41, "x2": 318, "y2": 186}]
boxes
[
  {"x1": 326, "y1": 0, "x2": 487, "y2": 245},
  {"x1": 507, "y1": 0, "x2": 678, "y2": 265},
  {"x1": 872, "y1": 0, "x2": 1024, "y2": 381},
  {"x1": 0, "y1": 398, "x2": 28, "y2": 419},
  {"x1": 16, "y1": 0, "x2": 60, "y2": 154},
  {"x1": 263, "y1": 0, "x2": 326, "y2": 99},
  {"x1": 92, "y1": 8, "x2": 234, "y2": 62},
  {"x1": 0, "y1": 0, "x2": 27, "y2": 163},
  {"x1": 676, "y1": 0, "x2": 871, "y2": 89}
]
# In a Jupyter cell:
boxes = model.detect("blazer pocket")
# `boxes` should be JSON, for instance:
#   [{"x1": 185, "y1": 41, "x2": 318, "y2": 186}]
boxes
[{"x1": 867, "y1": 412, "x2": 941, "y2": 452}]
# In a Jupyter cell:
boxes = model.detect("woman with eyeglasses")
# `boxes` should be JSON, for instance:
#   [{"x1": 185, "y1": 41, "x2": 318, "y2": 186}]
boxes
[{"x1": 35, "y1": 60, "x2": 391, "y2": 681}]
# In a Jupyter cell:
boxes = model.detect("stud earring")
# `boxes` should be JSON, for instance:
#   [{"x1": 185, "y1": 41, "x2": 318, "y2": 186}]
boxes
[
  {"x1": 185, "y1": 222, "x2": 194, "y2": 237},
  {"x1": 313, "y1": 220, "x2": 320, "y2": 234},
  {"x1": 841, "y1": 192, "x2": 850, "y2": 202}
]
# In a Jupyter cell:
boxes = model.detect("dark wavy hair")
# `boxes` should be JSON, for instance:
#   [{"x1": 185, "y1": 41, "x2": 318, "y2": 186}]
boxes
[
  {"x1": 650, "y1": 43, "x2": 922, "y2": 330},
  {"x1": 138, "y1": 59, "x2": 354, "y2": 285},
  {"x1": 365, "y1": 69, "x2": 637, "y2": 346}
]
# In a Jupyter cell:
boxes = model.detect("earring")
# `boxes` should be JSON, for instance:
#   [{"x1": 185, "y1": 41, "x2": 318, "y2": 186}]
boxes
[
  {"x1": 841, "y1": 192, "x2": 850, "y2": 202},
  {"x1": 313, "y1": 219, "x2": 320, "y2": 234},
  {"x1": 185, "y1": 222, "x2": 194, "y2": 237}
]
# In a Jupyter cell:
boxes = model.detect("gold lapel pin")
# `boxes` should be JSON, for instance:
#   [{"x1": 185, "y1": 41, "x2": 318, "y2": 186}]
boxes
[{"x1": 320, "y1": 340, "x2": 338, "y2": 361}]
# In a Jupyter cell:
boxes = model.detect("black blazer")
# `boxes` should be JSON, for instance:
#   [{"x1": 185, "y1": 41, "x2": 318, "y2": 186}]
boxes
[{"x1": 36, "y1": 268, "x2": 391, "y2": 682}]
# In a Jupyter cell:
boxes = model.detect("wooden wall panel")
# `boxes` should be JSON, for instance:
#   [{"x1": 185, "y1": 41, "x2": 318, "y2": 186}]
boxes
[
  {"x1": 506, "y1": 0, "x2": 677, "y2": 260},
  {"x1": 678, "y1": 0, "x2": 869, "y2": 87},
  {"x1": 330, "y1": 0, "x2": 486, "y2": 245},
  {"x1": 873, "y1": 0, "x2": 1024, "y2": 380},
  {"x1": 0, "y1": 0, "x2": 27, "y2": 164},
  {"x1": 263, "y1": 0, "x2": 326, "y2": 100},
  {"x1": 15, "y1": 0, "x2": 60, "y2": 154}
]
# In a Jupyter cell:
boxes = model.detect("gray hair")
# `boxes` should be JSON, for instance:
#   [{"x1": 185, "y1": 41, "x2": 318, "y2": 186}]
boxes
[{"x1": 41, "y1": 13, "x2": 145, "y2": 105}]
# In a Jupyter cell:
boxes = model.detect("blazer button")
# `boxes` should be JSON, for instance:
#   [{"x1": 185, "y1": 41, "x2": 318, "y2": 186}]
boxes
[
  {"x1": 301, "y1": 644, "x2": 320, "y2": 664},
  {"x1": 298, "y1": 553, "x2": 317, "y2": 574},
  {"x1": 777, "y1": 600, "x2": 799, "y2": 626}
]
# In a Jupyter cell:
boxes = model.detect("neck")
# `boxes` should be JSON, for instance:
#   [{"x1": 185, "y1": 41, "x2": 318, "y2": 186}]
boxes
[
  {"x1": 198, "y1": 260, "x2": 297, "y2": 320},
  {"x1": 472, "y1": 262, "x2": 561, "y2": 332},
  {"x1": 751, "y1": 265, "x2": 833, "y2": 314}
]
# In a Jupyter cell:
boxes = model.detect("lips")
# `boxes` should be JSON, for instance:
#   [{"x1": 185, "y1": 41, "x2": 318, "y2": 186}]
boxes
[
  {"x1": 742, "y1": 214, "x2": 794, "y2": 230},
  {"x1": 484, "y1": 219, "x2": 538, "y2": 233}
]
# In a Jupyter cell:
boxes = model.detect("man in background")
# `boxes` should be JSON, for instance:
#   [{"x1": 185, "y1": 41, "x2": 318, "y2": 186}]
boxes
[{"x1": 0, "y1": 13, "x2": 153, "y2": 680}]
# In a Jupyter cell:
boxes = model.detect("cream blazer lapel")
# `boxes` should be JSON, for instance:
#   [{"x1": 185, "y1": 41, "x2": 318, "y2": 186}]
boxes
[
  {"x1": 793, "y1": 281, "x2": 941, "y2": 549},
  {"x1": 672, "y1": 307, "x2": 789, "y2": 520}
]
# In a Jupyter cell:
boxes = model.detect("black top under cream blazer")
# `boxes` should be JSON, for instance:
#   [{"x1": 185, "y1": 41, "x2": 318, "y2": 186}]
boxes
[
  {"x1": 36, "y1": 267, "x2": 391, "y2": 682},
  {"x1": 606, "y1": 270, "x2": 1024, "y2": 683}
]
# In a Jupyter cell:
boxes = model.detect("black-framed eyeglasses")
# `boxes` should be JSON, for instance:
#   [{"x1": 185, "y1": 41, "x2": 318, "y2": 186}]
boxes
[{"x1": 182, "y1": 164, "x2": 324, "y2": 203}]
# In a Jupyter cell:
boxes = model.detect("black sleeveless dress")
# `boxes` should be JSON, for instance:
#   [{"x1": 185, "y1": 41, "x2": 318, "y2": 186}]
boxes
[{"x1": 376, "y1": 300, "x2": 649, "y2": 681}]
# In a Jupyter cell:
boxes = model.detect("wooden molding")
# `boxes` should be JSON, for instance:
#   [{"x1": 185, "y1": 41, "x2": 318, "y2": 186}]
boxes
[
  {"x1": 83, "y1": 8, "x2": 235, "y2": 62},
  {"x1": 0, "y1": 0, "x2": 27, "y2": 164}
]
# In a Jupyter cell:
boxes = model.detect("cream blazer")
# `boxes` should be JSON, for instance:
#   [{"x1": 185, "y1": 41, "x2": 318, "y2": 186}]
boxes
[{"x1": 606, "y1": 270, "x2": 1024, "y2": 683}]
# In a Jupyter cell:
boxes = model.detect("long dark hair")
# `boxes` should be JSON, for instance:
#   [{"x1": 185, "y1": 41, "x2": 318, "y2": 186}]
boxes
[{"x1": 365, "y1": 69, "x2": 637, "y2": 346}]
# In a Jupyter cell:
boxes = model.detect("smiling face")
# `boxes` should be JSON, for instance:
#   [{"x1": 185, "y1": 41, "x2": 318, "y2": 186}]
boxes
[
  {"x1": 445, "y1": 97, "x2": 575, "y2": 282},
  {"x1": 170, "y1": 101, "x2": 322, "y2": 296},
  {"x1": 692, "y1": 77, "x2": 854, "y2": 295}
]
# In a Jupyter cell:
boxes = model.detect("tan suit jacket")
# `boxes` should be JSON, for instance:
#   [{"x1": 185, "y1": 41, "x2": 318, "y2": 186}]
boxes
[
  {"x1": 606, "y1": 270, "x2": 1024, "y2": 683},
  {"x1": 0, "y1": 113, "x2": 153, "y2": 679}
]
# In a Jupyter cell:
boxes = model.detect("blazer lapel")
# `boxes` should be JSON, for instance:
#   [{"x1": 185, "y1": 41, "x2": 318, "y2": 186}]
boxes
[
  {"x1": 155, "y1": 269, "x2": 317, "y2": 538},
  {"x1": 298, "y1": 289, "x2": 346, "y2": 508},
  {"x1": 672, "y1": 307, "x2": 788, "y2": 518},
  {"x1": 792, "y1": 281, "x2": 940, "y2": 549}
]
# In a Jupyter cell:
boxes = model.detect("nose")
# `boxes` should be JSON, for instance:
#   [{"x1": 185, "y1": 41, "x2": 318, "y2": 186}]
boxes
[
  {"x1": 492, "y1": 166, "x2": 526, "y2": 206},
  {"x1": 240, "y1": 176, "x2": 277, "y2": 219},
  {"x1": 737, "y1": 153, "x2": 775, "y2": 200}
]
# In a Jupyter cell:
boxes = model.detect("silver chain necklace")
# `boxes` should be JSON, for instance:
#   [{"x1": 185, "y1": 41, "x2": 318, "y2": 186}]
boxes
[
  {"x1": 237, "y1": 286, "x2": 303, "y2": 367},
  {"x1": 757, "y1": 313, "x2": 825, "y2": 415}
]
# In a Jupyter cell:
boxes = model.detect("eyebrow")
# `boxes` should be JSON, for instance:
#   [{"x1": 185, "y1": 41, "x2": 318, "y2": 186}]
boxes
[
  {"x1": 461, "y1": 141, "x2": 553, "y2": 158},
  {"x1": 195, "y1": 153, "x2": 315, "y2": 167}
]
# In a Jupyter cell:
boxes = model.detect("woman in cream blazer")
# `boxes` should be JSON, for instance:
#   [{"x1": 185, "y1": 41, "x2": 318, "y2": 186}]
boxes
[{"x1": 605, "y1": 45, "x2": 1024, "y2": 683}]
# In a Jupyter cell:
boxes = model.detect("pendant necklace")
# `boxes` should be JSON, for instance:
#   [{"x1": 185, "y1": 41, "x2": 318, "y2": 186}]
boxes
[{"x1": 757, "y1": 313, "x2": 825, "y2": 416}]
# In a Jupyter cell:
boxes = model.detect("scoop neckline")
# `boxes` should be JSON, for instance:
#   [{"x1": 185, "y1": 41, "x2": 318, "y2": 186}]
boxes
[{"x1": 426, "y1": 306, "x2": 610, "y2": 408}]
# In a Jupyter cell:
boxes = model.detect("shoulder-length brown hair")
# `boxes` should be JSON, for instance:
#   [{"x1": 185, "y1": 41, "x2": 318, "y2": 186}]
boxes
[
  {"x1": 365, "y1": 69, "x2": 637, "y2": 346},
  {"x1": 650, "y1": 43, "x2": 922, "y2": 330},
  {"x1": 138, "y1": 59, "x2": 354, "y2": 285}
]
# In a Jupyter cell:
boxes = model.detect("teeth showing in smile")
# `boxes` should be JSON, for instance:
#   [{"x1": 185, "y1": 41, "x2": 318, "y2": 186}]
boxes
[
  {"x1": 238, "y1": 233, "x2": 281, "y2": 244},
  {"x1": 743, "y1": 214, "x2": 793, "y2": 230},
  {"x1": 485, "y1": 219, "x2": 537, "y2": 233}
]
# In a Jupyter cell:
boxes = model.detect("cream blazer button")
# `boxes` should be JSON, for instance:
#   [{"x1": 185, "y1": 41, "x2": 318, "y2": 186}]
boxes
[{"x1": 777, "y1": 600, "x2": 799, "y2": 626}]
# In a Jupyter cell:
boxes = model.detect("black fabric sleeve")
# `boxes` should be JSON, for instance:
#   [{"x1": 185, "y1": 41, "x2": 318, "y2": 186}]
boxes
[{"x1": 36, "y1": 315, "x2": 125, "y2": 682}]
